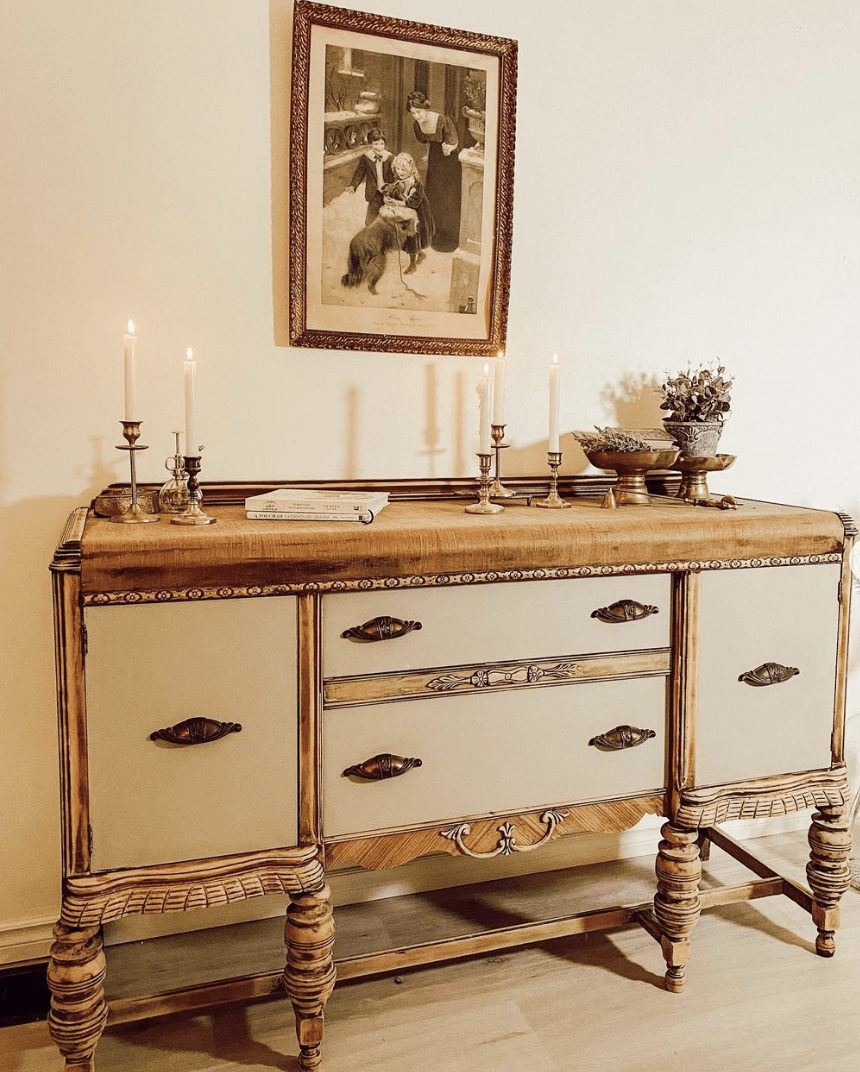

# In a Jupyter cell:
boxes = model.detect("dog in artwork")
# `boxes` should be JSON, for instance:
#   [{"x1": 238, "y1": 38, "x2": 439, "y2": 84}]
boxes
[{"x1": 341, "y1": 214, "x2": 413, "y2": 294}]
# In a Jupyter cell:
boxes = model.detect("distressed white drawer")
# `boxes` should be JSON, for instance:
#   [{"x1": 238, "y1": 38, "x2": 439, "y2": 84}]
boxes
[
  {"x1": 85, "y1": 598, "x2": 299, "y2": 870},
  {"x1": 323, "y1": 676, "x2": 668, "y2": 838},
  {"x1": 322, "y1": 574, "x2": 670, "y2": 678},
  {"x1": 695, "y1": 564, "x2": 840, "y2": 786}
]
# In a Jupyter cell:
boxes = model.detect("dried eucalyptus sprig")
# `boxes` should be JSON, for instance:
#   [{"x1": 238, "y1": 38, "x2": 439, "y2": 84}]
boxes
[
  {"x1": 660, "y1": 362, "x2": 733, "y2": 424},
  {"x1": 574, "y1": 427, "x2": 654, "y2": 453}
]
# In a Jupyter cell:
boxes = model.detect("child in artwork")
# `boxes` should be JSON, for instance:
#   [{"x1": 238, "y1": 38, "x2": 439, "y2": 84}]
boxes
[
  {"x1": 381, "y1": 152, "x2": 435, "y2": 274},
  {"x1": 346, "y1": 128, "x2": 395, "y2": 225}
]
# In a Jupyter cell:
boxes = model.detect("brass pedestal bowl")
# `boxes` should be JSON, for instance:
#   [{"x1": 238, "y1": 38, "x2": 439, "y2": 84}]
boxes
[
  {"x1": 670, "y1": 453, "x2": 736, "y2": 502},
  {"x1": 586, "y1": 449, "x2": 680, "y2": 506}
]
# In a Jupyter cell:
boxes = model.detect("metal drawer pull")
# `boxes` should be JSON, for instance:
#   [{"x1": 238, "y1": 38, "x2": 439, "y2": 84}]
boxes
[
  {"x1": 591, "y1": 599, "x2": 658, "y2": 624},
  {"x1": 341, "y1": 615, "x2": 422, "y2": 642},
  {"x1": 343, "y1": 753, "x2": 423, "y2": 780},
  {"x1": 739, "y1": 662, "x2": 800, "y2": 687},
  {"x1": 150, "y1": 716, "x2": 242, "y2": 746},
  {"x1": 589, "y1": 724, "x2": 656, "y2": 750}
]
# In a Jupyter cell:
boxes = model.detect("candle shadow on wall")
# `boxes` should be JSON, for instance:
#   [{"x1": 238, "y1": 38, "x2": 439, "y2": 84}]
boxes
[
  {"x1": 420, "y1": 363, "x2": 445, "y2": 478},
  {"x1": 453, "y1": 371, "x2": 467, "y2": 474},
  {"x1": 343, "y1": 384, "x2": 359, "y2": 480}
]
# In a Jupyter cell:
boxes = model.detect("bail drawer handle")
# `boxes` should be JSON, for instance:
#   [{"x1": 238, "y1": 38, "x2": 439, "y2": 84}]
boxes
[
  {"x1": 150, "y1": 717, "x2": 242, "y2": 745},
  {"x1": 739, "y1": 662, "x2": 800, "y2": 687},
  {"x1": 589, "y1": 724, "x2": 656, "y2": 750},
  {"x1": 343, "y1": 753, "x2": 423, "y2": 780},
  {"x1": 591, "y1": 599, "x2": 658, "y2": 624},
  {"x1": 342, "y1": 616, "x2": 422, "y2": 642}
]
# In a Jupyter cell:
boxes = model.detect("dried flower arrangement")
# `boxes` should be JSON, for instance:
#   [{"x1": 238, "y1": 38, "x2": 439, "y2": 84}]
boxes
[{"x1": 573, "y1": 427, "x2": 655, "y2": 454}]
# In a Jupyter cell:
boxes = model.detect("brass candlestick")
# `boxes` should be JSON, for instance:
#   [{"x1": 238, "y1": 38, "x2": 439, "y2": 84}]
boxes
[
  {"x1": 489, "y1": 424, "x2": 514, "y2": 497},
  {"x1": 534, "y1": 451, "x2": 571, "y2": 509},
  {"x1": 110, "y1": 421, "x2": 159, "y2": 524},
  {"x1": 170, "y1": 454, "x2": 217, "y2": 525},
  {"x1": 465, "y1": 452, "x2": 504, "y2": 514}
]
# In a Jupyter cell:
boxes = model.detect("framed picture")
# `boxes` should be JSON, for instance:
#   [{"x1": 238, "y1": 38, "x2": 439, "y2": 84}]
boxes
[{"x1": 289, "y1": 0, "x2": 517, "y2": 355}]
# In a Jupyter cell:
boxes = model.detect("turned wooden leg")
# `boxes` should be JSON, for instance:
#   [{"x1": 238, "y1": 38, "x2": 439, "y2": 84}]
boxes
[
  {"x1": 806, "y1": 805, "x2": 852, "y2": 957},
  {"x1": 654, "y1": 822, "x2": 702, "y2": 993},
  {"x1": 47, "y1": 922, "x2": 108, "y2": 1070},
  {"x1": 283, "y1": 883, "x2": 336, "y2": 1072}
]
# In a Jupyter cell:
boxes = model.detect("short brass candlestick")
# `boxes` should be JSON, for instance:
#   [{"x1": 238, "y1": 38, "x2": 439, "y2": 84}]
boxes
[
  {"x1": 534, "y1": 451, "x2": 571, "y2": 509},
  {"x1": 465, "y1": 452, "x2": 504, "y2": 514},
  {"x1": 489, "y1": 424, "x2": 514, "y2": 497},
  {"x1": 170, "y1": 454, "x2": 217, "y2": 525},
  {"x1": 110, "y1": 421, "x2": 159, "y2": 524}
]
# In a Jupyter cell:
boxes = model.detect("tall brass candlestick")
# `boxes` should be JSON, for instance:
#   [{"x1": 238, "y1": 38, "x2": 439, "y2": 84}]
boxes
[
  {"x1": 171, "y1": 455, "x2": 217, "y2": 525},
  {"x1": 465, "y1": 453, "x2": 504, "y2": 514},
  {"x1": 110, "y1": 421, "x2": 159, "y2": 524},
  {"x1": 534, "y1": 451, "x2": 571, "y2": 509},
  {"x1": 489, "y1": 424, "x2": 514, "y2": 498}
]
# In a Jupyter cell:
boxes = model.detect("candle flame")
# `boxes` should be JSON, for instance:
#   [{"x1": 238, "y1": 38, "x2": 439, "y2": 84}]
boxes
[
  {"x1": 482, "y1": 362, "x2": 490, "y2": 375},
  {"x1": 551, "y1": 353, "x2": 559, "y2": 365},
  {"x1": 127, "y1": 319, "x2": 135, "y2": 334},
  {"x1": 186, "y1": 348, "x2": 194, "y2": 361},
  {"x1": 497, "y1": 350, "x2": 504, "y2": 359}
]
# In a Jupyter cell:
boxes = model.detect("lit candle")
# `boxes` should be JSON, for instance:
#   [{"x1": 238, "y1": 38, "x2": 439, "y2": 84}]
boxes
[
  {"x1": 184, "y1": 348, "x2": 198, "y2": 456},
  {"x1": 123, "y1": 320, "x2": 137, "y2": 420},
  {"x1": 477, "y1": 362, "x2": 491, "y2": 453},
  {"x1": 492, "y1": 351, "x2": 506, "y2": 425},
  {"x1": 548, "y1": 353, "x2": 560, "y2": 453}
]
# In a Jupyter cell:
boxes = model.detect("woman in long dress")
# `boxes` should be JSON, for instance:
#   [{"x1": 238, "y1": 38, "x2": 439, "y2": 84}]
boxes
[{"x1": 406, "y1": 90, "x2": 462, "y2": 253}]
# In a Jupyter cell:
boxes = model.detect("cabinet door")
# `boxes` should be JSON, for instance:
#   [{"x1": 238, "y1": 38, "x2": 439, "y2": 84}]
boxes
[
  {"x1": 85, "y1": 598, "x2": 299, "y2": 871},
  {"x1": 695, "y1": 564, "x2": 840, "y2": 787}
]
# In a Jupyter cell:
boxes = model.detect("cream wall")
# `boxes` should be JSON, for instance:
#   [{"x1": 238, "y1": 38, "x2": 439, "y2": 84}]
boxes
[{"x1": 2, "y1": 0, "x2": 859, "y2": 960}]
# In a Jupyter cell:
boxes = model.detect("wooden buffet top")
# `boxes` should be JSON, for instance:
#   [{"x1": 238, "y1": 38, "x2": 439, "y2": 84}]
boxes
[{"x1": 75, "y1": 497, "x2": 849, "y2": 597}]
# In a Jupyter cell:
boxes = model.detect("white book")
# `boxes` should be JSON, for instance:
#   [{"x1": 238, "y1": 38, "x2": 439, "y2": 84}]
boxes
[
  {"x1": 246, "y1": 508, "x2": 378, "y2": 524},
  {"x1": 245, "y1": 487, "x2": 389, "y2": 515}
]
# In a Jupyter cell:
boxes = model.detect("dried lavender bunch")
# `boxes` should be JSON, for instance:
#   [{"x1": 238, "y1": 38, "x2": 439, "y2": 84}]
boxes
[{"x1": 573, "y1": 427, "x2": 654, "y2": 453}]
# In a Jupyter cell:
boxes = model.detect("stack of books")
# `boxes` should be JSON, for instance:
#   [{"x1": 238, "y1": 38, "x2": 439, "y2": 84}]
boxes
[{"x1": 244, "y1": 488, "x2": 389, "y2": 524}]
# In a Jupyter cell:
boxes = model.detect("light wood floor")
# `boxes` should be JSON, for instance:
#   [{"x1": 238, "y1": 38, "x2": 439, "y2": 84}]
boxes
[{"x1": 4, "y1": 830, "x2": 860, "y2": 1072}]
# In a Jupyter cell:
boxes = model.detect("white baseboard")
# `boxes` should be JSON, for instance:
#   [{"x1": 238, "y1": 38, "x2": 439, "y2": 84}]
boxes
[{"x1": 0, "y1": 811, "x2": 814, "y2": 962}]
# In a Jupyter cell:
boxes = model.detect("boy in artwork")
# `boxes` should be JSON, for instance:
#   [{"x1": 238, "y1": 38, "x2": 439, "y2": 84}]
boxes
[{"x1": 345, "y1": 128, "x2": 395, "y2": 225}]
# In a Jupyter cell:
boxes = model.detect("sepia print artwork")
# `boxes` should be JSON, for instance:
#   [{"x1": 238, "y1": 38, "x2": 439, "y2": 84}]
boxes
[{"x1": 289, "y1": 1, "x2": 517, "y2": 355}]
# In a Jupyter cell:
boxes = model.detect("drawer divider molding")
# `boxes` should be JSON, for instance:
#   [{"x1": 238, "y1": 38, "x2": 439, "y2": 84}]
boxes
[{"x1": 324, "y1": 649, "x2": 671, "y2": 707}]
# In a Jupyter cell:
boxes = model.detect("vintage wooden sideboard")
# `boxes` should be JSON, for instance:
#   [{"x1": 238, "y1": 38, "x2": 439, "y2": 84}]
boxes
[{"x1": 47, "y1": 486, "x2": 855, "y2": 1070}]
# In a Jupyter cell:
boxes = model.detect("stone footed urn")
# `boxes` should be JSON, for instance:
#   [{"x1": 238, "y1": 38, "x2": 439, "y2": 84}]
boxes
[
  {"x1": 661, "y1": 420, "x2": 723, "y2": 458},
  {"x1": 463, "y1": 107, "x2": 485, "y2": 152}
]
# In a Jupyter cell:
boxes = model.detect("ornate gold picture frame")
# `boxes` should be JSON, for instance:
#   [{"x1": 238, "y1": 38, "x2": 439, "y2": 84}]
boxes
[{"x1": 289, "y1": 1, "x2": 517, "y2": 355}]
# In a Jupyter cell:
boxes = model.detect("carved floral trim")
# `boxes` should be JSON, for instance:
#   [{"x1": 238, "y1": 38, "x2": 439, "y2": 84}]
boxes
[{"x1": 80, "y1": 553, "x2": 843, "y2": 605}]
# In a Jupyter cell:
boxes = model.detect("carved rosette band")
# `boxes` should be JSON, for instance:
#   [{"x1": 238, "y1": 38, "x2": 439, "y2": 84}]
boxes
[
  {"x1": 80, "y1": 553, "x2": 843, "y2": 606},
  {"x1": 591, "y1": 599, "x2": 658, "y2": 623},
  {"x1": 149, "y1": 716, "x2": 242, "y2": 745},
  {"x1": 341, "y1": 615, "x2": 422, "y2": 641},
  {"x1": 441, "y1": 810, "x2": 569, "y2": 859},
  {"x1": 738, "y1": 662, "x2": 799, "y2": 686},
  {"x1": 589, "y1": 725, "x2": 656, "y2": 750},
  {"x1": 427, "y1": 661, "x2": 579, "y2": 692}
]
